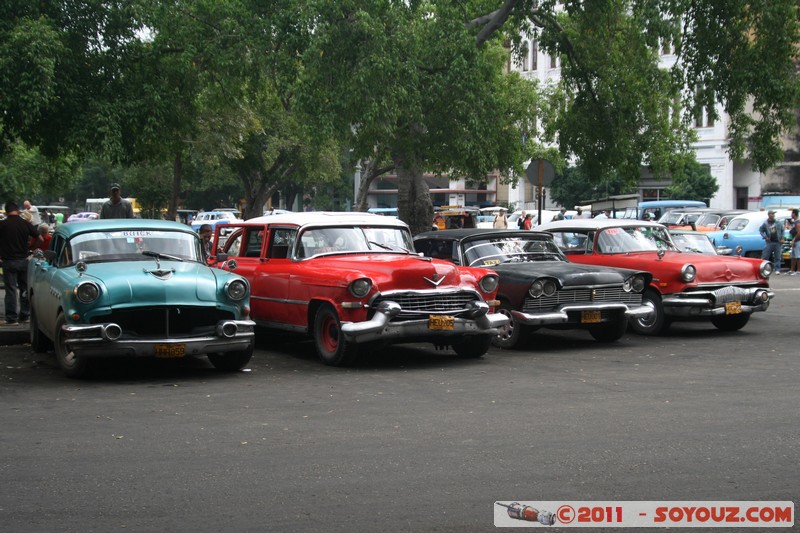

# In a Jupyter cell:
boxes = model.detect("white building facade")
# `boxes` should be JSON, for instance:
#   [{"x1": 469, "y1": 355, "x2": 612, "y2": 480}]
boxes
[{"x1": 508, "y1": 39, "x2": 769, "y2": 212}]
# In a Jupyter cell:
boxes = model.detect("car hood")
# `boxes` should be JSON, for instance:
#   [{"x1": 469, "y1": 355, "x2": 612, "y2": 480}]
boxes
[
  {"x1": 492, "y1": 261, "x2": 639, "y2": 287},
  {"x1": 605, "y1": 251, "x2": 762, "y2": 283},
  {"x1": 304, "y1": 253, "x2": 474, "y2": 291},
  {"x1": 78, "y1": 260, "x2": 227, "y2": 305}
]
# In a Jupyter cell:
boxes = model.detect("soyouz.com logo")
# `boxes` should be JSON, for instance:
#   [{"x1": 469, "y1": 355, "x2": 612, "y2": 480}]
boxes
[{"x1": 494, "y1": 501, "x2": 795, "y2": 528}]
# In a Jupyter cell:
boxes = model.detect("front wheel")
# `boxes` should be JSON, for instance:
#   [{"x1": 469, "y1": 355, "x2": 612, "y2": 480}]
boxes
[
  {"x1": 452, "y1": 335, "x2": 492, "y2": 358},
  {"x1": 630, "y1": 290, "x2": 669, "y2": 336},
  {"x1": 54, "y1": 314, "x2": 91, "y2": 379},
  {"x1": 589, "y1": 317, "x2": 628, "y2": 342},
  {"x1": 710, "y1": 313, "x2": 750, "y2": 331},
  {"x1": 208, "y1": 345, "x2": 254, "y2": 371},
  {"x1": 313, "y1": 304, "x2": 360, "y2": 366},
  {"x1": 491, "y1": 301, "x2": 530, "y2": 349}
]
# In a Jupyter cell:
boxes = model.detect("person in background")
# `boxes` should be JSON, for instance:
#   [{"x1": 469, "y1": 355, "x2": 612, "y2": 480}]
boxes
[
  {"x1": 23, "y1": 201, "x2": 41, "y2": 226},
  {"x1": 553, "y1": 207, "x2": 567, "y2": 221},
  {"x1": 0, "y1": 201, "x2": 39, "y2": 326},
  {"x1": 788, "y1": 208, "x2": 799, "y2": 275},
  {"x1": 198, "y1": 224, "x2": 213, "y2": 262},
  {"x1": 30, "y1": 224, "x2": 52, "y2": 252},
  {"x1": 100, "y1": 183, "x2": 134, "y2": 219},
  {"x1": 759, "y1": 209, "x2": 783, "y2": 274},
  {"x1": 595, "y1": 210, "x2": 609, "y2": 219},
  {"x1": 54, "y1": 210, "x2": 64, "y2": 225},
  {"x1": 522, "y1": 213, "x2": 533, "y2": 230},
  {"x1": 517, "y1": 211, "x2": 527, "y2": 229},
  {"x1": 493, "y1": 208, "x2": 508, "y2": 229}
]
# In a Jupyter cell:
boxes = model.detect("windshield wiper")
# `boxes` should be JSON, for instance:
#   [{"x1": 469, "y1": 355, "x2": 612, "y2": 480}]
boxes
[
  {"x1": 142, "y1": 250, "x2": 184, "y2": 262},
  {"x1": 369, "y1": 240, "x2": 410, "y2": 253}
]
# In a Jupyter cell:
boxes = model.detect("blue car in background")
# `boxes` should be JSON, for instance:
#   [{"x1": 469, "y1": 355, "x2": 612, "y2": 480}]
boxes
[{"x1": 707, "y1": 210, "x2": 792, "y2": 258}]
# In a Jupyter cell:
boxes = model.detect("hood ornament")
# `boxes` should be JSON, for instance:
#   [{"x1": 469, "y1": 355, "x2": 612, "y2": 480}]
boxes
[
  {"x1": 144, "y1": 268, "x2": 175, "y2": 280},
  {"x1": 424, "y1": 273, "x2": 445, "y2": 287}
]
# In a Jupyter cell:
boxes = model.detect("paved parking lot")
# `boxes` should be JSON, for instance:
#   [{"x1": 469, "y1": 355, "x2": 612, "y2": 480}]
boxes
[{"x1": 1, "y1": 278, "x2": 798, "y2": 531}]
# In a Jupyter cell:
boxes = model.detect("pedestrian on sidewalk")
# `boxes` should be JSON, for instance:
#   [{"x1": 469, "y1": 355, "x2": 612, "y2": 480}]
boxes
[{"x1": 0, "y1": 200, "x2": 39, "y2": 325}]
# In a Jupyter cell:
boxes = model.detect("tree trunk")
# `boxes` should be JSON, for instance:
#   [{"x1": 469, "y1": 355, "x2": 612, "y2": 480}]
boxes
[
  {"x1": 394, "y1": 153, "x2": 433, "y2": 236},
  {"x1": 355, "y1": 159, "x2": 394, "y2": 212},
  {"x1": 169, "y1": 152, "x2": 182, "y2": 221}
]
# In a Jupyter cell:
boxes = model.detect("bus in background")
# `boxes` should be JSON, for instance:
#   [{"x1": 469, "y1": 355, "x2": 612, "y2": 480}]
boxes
[
  {"x1": 367, "y1": 207, "x2": 398, "y2": 218},
  {"x1": 622, "y1": 200, "x2": 707, "y2": 220}
]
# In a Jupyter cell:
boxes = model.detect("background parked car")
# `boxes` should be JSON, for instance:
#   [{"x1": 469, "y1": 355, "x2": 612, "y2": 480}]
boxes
[
  {"x1": 414, "y1": 229, "x2": 652, "y2": 348},
  {"x1": 66, "y1": 212, "x2": 99, "y2": 223},
  {"x1": 27, "y1": 219, "x2": 255, "y2": 378},
  {"x1": 668, "y1": 229, "x2": 731, "y2": 255},
  {"x1": 540, "y1": 219, "x2": 774, "y2": 335},
  {"x1": 706, "y1": 210, "x2": 792, "y2": 258},
  {"x1": 190, "y1": 210, "x2": 243, "y2": 232},
  {"x1": 212, "y1": 212, "x2": 508, "y2": 366}
]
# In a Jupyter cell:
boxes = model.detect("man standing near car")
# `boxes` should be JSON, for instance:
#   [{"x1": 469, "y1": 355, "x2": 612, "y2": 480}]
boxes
[
  {"x1": 759, "y1": 209, "x2": 784, "y2": 274},
  {"x1": 100, "y1": 183, "x2": 134, "y2": 219},
  {"x1": 0, "y1": 201, "x2": 39, "y2": 326},
  {"x1": 198, "y1": 224, "x2": 213, "y2": 262}
]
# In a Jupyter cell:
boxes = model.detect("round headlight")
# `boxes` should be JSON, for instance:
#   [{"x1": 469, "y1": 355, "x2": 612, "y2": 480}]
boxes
[
  {"x1": 760, "y1": 261, "x2": 774, "y2": 278},
  {"x1": 74, "y1": 281, "x2": 100, "y2": 304},
  {"x1": 528, "y1": 280, "x2": 544, "y2": 298},
  {"x1": 225, "y1": 279, "x2": 248, "y2": 301},
  {"x1": 680, "y1": 264, "x2": 696, "y2": 282},
  {"x1": 479, "y1": 274, "x2": 499, "y2": 294},
  {"x1": 349, "y1": 278, "x2": 373, "y2": 298},
  {"x1": 632, "y1": 274, "x2": 646, "y2": 292},
  {"x1": 542, "y1": 279, "x2": 557, "y2": 297}
]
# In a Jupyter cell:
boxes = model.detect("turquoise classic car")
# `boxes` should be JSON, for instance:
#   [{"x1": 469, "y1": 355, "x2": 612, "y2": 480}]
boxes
[{"x1": 27, "y1": 219, "x2": 255, "y2": 378}]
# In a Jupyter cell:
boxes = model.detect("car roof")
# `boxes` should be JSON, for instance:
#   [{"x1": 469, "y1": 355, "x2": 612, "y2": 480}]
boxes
[
  {"x1": 730, "y1": 209, "x2": 791, "y2": 221},
  {"x1": 538, "y1": 219, "x2": 664, "y2": 231},
  {"x1": 57, "y1": 218, "x2": 196, "y2": 238},
  {"x1": 245, "y1": 211, "x2": 410, "y2": 228},
  {"x1": 415, "y1": 228, "x2": 550, "y2": 240}
]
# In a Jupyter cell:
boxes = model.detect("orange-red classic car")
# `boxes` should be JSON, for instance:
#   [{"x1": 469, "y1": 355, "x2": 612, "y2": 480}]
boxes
[
  {"x1": 539, "y1": 219, "x2": 774, "y2": 335},
  {"x1": 211, "y1": 212, "x2": 508, "y2": 365}
]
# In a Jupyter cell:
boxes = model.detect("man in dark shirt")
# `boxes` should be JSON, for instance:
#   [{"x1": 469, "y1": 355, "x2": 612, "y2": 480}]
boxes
[
  {"x1": 100, "y1": 183, "x2": 134, "y2": 219},
  {"x1": 0, "y1": 201, "x2": 39, "y2": 325}
]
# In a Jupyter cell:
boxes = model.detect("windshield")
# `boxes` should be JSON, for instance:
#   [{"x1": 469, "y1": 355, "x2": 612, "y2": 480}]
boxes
[
  {"x1": 298, "y1": 226, "x2": 413, "y2": 258},
  {"x1": 69, "y1": 229, "x2": 201, "y2": 264},
  {"x1": 670, "y1": 233, "x2": 716, "y2": 254},
  {"x1": 596, "y1": 226, "x2": 677, "y2": 253},
  {"x1": 462, "y1": 235, "x2": 566, "y2": 267}
]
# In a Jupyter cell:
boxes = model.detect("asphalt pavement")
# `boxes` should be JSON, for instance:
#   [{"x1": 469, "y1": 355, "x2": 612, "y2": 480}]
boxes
[{"x1": 1, "y1": 276, "x2": 799, "y2": 532}]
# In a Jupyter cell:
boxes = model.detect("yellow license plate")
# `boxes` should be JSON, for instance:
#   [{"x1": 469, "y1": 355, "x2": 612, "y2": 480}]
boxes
[
  {"x1": 428, "y1": 315, "x2": 455, "y2": 330},
  {"x1": 581, "y1": 310, "x2": 602, "y2": 323},
  {"x1": 725, "y1": 302, "x2": 742, "y2": 315},
  {"x1": 155, "y1": 344, "x2": 186, "y2": 358}
]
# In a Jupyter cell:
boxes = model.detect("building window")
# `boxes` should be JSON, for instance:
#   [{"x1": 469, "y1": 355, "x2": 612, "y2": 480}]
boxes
[
  {"x1": 531, "y1": 41, "x2": 538, "y2": 71},
  {"x1": 550, "y1": 54, "x2": 558, "y2": 69},
  {"x1": 522, "y1": 41, "x2": 529, "y2": 71}
]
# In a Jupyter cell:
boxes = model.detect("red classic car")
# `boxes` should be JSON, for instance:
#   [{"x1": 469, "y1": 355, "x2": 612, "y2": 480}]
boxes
[
  {"x1": 211, "y1": 212, "x2": 508, "y2": 365},
  {"x1": 538, "y1": 219, "x2": 774, "y2": 335}
]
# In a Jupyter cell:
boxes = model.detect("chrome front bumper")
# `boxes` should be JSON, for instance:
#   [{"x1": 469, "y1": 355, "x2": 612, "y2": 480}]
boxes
[
  {"x1": 511, "y1": 302, "x2": 652, "y2": 326},
  {"x1": 340, "y1": 300, "x2": 509, "y2": 344},
  {"x1": 662, "y1": 286, "x2": 774, "y2": 317},
  {"x1": 63, "y1": 320, "x2": 256, "y2": 357}
]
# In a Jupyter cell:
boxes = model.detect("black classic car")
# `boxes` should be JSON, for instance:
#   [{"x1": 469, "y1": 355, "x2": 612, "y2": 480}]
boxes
[{"x1": 414, "y1": 229, "x2": 653, "y2": 348}]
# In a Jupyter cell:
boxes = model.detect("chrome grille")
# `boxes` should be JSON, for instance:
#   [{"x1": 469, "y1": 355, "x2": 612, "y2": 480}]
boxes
[
  {"x1": 523, "y1": 288, "x2": 642, "y2": 312},
  {"x1": 91, "y1": 306, "x2": 234, "y2": 337},
  {"x1": 372, "y1": 291, "x2": 481, "y2": 317}
]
